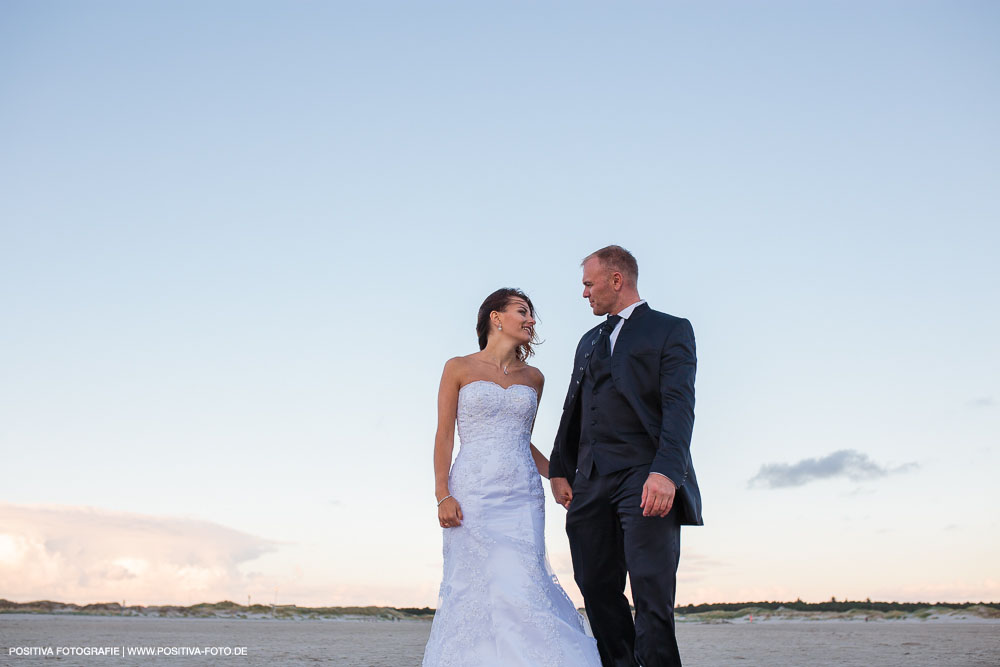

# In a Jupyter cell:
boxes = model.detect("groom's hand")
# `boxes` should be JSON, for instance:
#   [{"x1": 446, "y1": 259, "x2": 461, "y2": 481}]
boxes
[
  {"x1": 550, "y1": 477, "x2": 573, "y2": 510},
  {"x1": 641, "y1": 474, "x2": 676, "y2": 518}
]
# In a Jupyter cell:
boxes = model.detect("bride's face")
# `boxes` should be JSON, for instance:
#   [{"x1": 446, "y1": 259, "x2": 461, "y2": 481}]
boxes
[{"x1": 494, "y1": 298, "x2": 535, "y2": 343}]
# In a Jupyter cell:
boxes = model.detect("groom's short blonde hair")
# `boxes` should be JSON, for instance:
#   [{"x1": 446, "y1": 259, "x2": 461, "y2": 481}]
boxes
[{"x1": 583, "y1": 245, "x2": 638, "y2": 287}]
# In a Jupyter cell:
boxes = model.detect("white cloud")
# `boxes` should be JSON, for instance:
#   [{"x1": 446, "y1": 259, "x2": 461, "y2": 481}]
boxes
[{"x1": 0, "y1": 503, "x2": 279, "y2": 605}]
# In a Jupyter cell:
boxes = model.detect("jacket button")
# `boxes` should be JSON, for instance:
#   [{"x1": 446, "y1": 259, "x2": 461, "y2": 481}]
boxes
[{"x1": 579, "y1": 367, "x2": 584, "y2": 371}]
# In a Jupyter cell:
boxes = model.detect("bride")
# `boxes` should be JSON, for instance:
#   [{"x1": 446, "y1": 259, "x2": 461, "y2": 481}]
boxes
[{"x1": 422, "y1": 288, "x2": 601, "y2": 667}]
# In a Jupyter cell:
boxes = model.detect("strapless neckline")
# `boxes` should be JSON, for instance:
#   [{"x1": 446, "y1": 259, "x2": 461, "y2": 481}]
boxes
[{"x1": 459, "y1": 379, "x2": 538, "y2": 397}]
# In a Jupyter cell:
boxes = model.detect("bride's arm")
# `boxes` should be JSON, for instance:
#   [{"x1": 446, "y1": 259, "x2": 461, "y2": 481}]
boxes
[
  {"x1": 530, "y1": 444, "x2": 550, "y2": 479},
  {"x1": 528, "y1": 368, "x2": 549, "y2": 478},
  {"x1": 434, "y1": 359, "x2": 464, "y2": 527}
]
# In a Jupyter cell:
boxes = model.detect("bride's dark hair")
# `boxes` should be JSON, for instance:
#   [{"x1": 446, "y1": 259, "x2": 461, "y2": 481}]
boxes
[{"x1": 476, "y1": 288, "x2": 541, "y2": 361}]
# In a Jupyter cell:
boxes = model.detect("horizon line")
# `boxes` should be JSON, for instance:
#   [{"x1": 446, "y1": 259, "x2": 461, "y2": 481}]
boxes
[{"x1": 4, "y1": 598, "x2": 999, "y2": 609}]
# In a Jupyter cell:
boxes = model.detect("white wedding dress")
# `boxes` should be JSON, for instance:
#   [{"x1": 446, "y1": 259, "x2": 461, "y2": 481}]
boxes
[{"x1": 422, "y1": 380, "x2": 601, "y2": 667}]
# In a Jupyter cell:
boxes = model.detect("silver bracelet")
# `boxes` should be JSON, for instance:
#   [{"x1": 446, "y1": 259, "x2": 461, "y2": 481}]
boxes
[{"x1": 436, "y1": 494, "x2": 453, "y2": 506}]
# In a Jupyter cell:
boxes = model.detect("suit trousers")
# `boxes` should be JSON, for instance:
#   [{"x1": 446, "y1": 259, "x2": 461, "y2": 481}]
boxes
[{"x1": 567, "y1": 463, "x2": 682, "y2": 667}]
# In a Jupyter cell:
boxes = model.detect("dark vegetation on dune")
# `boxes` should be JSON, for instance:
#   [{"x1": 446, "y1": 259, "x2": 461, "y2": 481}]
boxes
[
  {"x1": 676, "y1": 599, "x2": 1000, "y2": 616},
  {"x1": 2, "y1": 599, "x2": 997, "y2": 620}
]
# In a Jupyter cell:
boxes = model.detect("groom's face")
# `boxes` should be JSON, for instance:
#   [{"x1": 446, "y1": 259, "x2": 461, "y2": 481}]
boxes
[{"x1": 581, "y1": 257, "x2": 616, "y2": 316}]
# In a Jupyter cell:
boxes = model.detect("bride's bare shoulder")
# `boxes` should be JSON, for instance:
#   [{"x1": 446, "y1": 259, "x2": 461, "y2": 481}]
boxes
[
  {"x1": 446, "y1": 353, "x2": 483, "y2": 368},
  {"x1": 520, "y1": 364, "x2": 545, "y2": 390},
  {"x1": 442, "y1": 353, "x2": 482, "y2": 380}
]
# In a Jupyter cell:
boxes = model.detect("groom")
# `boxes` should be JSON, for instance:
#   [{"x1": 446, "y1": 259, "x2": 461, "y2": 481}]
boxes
[{"x1": 549, "y1": 245, "x2": 702, "y2": 667}]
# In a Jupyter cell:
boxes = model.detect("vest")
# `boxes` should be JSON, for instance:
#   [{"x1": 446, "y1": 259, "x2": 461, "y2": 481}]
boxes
[{"x1": 577, "y1": 333, "x2": 652, "y2": 479}]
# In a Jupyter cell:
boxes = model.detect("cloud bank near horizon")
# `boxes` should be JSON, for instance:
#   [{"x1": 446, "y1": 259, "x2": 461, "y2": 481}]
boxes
[
  {"x1": 748, "y1": 449, "x2": 918, "y2": 489},
  {"x1": 0, "y1": 503, "x2": 279, "y2": 605}
]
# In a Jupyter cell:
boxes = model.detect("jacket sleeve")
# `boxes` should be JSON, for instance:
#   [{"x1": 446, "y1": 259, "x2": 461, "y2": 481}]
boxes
[
  {"x1": 650, "y1": 318, "x2": 697, "y2": 487},
  {"x1": 549, "y1": 440, "x2": 568, "y2": 479},
  {"x1": 549, "y1": 338, "x2": 586, "y2": 479},
  {"x1": 548, "y1": 368, "x2": 575, "y2": 478}
]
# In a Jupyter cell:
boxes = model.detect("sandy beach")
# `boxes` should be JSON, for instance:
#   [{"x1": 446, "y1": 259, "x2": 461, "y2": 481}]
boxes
[{"x1": 2, "y1": 614, "x2": 998, "y2": 666}]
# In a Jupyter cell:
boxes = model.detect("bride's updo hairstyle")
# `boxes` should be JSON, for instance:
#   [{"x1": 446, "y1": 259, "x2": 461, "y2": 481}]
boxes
[{"x1": 476, "y1": 288, "x2": 541, "y2": 362}]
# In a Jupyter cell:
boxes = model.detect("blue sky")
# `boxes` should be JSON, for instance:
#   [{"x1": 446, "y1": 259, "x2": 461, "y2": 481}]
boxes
[{"x1": 2, "y1": 1, "x2": 998, "y2": 606}]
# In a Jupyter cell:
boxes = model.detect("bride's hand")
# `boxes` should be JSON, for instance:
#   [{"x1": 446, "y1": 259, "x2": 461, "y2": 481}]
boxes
[
  {"x1": 438, "y1": 497, "x2": 463, "y2": 528},
  {"x1": 550, "y1": 477, "x2": 572, "y2": 509}
]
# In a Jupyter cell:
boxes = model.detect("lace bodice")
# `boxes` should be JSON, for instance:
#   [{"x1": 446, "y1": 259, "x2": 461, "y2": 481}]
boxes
[
  {"x1": 456, "y1": 380, "x2": 537, "y2": 445},
  {"x1": 449, "y1": 380, "x2": 541, "y2": 506}
]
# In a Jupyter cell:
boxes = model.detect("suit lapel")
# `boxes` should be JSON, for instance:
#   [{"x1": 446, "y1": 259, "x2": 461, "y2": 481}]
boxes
[
  {"x1": 610, "y1": 305, "x2": 657, "y2": 441},
  {"x1": 565, "y1": 324, "x2": 604, "y2": 409},
  {"x1": 610, "y1": 303, "x2": 648, "y2": 379}
]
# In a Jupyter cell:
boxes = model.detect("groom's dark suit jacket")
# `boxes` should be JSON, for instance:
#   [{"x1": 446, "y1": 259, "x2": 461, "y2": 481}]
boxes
[{"x1": 549, "y1": 303, "x2": 703, "y2": 526}]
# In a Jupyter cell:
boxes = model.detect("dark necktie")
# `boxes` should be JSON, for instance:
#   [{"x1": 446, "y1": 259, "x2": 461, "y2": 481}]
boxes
[{"x1": 602, "y1": 314, "x2": 622, "y2": 356}]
